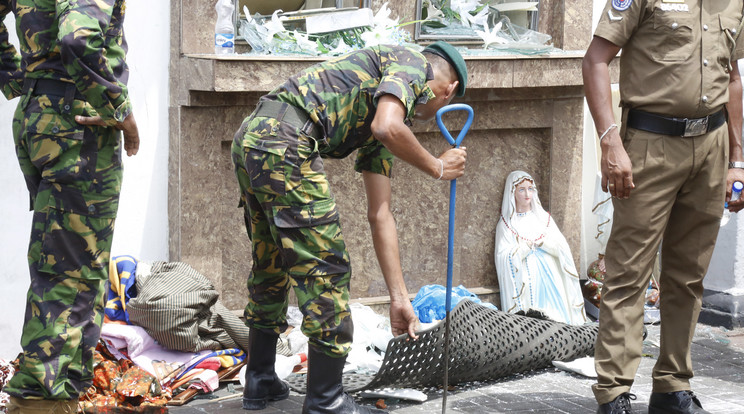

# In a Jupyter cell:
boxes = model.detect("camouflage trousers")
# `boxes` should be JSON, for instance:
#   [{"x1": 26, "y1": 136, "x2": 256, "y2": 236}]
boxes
[
  {"x1": 5, "y1": 87, "x2": 122, "y2": 400},
  {"x1": 231, "y1": 108, "x2": 354, "y2": 357}
]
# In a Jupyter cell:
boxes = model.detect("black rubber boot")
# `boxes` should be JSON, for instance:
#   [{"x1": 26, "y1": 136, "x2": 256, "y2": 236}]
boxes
[
  {"x1": 302, "y1": 345, "x2": 387, "y2": 414},
  {"x1": 242, "y1": 328, "x2": 290, "y2": 410}
]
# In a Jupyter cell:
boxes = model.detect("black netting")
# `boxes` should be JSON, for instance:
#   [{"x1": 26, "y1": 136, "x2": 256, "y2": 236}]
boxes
[{"x1": 287, "y1": 299, "x2": 598, "y2": 393}]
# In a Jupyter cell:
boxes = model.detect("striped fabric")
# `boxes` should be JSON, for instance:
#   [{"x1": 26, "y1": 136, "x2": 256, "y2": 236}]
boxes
[{"x1": 126, "y1": 261, "x2": 252, "y2": 353}]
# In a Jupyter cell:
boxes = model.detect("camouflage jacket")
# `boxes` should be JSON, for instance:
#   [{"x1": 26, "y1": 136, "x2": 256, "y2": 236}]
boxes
[
  {"x1": 263, "y1": 44, "x2": 435, "y2": 176},
  {"x1": 0, "y1": 0, "x2": 131, "y2": 126}
]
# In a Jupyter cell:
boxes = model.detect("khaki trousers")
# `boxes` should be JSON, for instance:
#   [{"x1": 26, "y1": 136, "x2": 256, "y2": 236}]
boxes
[{"x1": 592, "y1": 122, "x2": 728, "y2": 404}]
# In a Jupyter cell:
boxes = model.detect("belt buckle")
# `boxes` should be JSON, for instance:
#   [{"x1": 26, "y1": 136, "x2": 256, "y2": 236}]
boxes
[{"x1": 683, "y1": 116, "x2": 709, "y2": 137}]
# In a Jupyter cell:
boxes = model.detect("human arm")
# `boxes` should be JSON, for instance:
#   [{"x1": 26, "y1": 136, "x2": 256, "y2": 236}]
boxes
[
  {"x1": 57, "y1": 0, "x2": 139, "y2": 156},
  {"x1": 583, "y1": 36, "x2": 634, "y2": 199},
  {"x1": 75, "y1": 112, "x2": 139, "y2": 156},
  {"x1": 0, "y1": 0, "x2": 22, "y2": 99},
  {"x1": 371, "y1": 94, "x2": 466, "y2": 180},
  {"x1": 362, "y1": 170, "x2": 419, "y2": 339},
  {"x1": 726, "y1": 62, "x2": 744, "y2": 212}
]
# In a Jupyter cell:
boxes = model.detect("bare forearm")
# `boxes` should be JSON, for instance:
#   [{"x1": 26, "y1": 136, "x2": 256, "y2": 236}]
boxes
[
  {"x1": 363, "y1": 171, "x2": 419, "y2": 337},
  {"x1": 727, "y1": 65, "x2": 743, "y2": 163},
  {"x1": 583, "y1": 42, "x2": 617, "y2": 134},
  {"x1": 377, "y1": 121, "x2": 440, "y2": 178},
  {"x1": 368, "y1": 211, "x2": 410, "y2": 302}
]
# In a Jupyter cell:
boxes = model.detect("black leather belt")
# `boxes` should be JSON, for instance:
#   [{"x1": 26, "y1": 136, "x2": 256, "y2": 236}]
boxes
[
  {"x1": 253, "y1": 100, "x2": 321, "y2": 141},
  {"x1": 22, "y1": 78, "x2": 85, "y2": 101},
  {"x1": 627, "y1": 108, "x2": 727, "y2": 137}
]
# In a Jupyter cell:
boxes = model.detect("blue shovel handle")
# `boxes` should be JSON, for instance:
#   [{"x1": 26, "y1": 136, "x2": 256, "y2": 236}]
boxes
[
  {"x1": 436, "y1": 103, "x2": 474, "y2": 148},
  {"x1": 436, "y1": 103, "x2": 473, "y2": 414},
  {"x1": 435, "y1": 103, "x2": 474, "y2": 306}
]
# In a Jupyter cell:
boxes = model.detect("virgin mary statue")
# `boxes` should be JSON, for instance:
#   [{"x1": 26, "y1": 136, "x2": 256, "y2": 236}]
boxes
[{"x1": 495, "y1": 170, "x2": 586, "y2": 325}]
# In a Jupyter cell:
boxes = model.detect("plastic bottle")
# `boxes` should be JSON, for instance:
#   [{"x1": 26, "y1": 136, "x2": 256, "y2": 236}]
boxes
[
  {"x1": 237, "y1": 352, "x2": 307, "y2": 388},
  {"x1": 732, "y1": 181, "x2": 743, "y2": 202},
  {"x1": 214, "y1": 0, "x2": 235, "y2": 54},
  {"x1": 721, "y1": 181, "x2": 743, "y2": 226},
  {"x1": 274, "y1": 353, "x2": 307, "y2": 380}
]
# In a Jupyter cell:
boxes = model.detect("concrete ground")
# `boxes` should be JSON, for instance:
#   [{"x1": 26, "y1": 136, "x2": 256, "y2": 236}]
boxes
[{"x1": 170, "y1": 323, "x2": 744, "y2": 414}]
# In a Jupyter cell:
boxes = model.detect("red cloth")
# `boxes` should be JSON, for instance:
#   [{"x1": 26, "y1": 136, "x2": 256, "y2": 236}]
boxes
[{"x1": 193, "y1": 357, "x2": 221, "y2": 371}]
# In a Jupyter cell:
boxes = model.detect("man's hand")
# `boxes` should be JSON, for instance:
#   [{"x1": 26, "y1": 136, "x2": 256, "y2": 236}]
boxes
[
  {"x1": 726, "y1": 168, "x2": 744, "y2": 213},
  {"x1": 75, "y1": 112, "x2": 140, "y2": 156},
  {"x1": 389, "y1": 298, "x2": 419, "y2": 340},
  {"x1": 600, "y1": 132, "x2": 634, "y2": 198},
  {"x1": 437, "y1": 147, "x2": 467, "y2": 180}
]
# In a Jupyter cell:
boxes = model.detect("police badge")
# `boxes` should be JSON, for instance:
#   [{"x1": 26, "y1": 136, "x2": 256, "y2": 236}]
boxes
[{"x1": 612, "y1": 0, "x2": 633, "y2": 11}]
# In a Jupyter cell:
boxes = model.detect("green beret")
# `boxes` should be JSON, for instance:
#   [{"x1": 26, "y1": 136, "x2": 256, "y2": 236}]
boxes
[{"x1": 423, "y1": 41, "x2": 467, "y2": 97}]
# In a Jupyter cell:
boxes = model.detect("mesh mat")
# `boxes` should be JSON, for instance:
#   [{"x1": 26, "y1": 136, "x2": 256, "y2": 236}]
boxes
[{"x1": 287, "y1": 299, "x2": 598, "y2": 393}]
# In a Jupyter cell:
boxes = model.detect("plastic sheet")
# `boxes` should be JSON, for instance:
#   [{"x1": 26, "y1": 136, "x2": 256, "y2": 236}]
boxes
[{"x1": 411, "y1": 284, "x2": 497, "y2": 323}]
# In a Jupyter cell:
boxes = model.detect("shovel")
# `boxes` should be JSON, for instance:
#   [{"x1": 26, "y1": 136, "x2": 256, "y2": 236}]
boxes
[{"x1": 435, "y1": 103, "x2": 474, "y2": 414}]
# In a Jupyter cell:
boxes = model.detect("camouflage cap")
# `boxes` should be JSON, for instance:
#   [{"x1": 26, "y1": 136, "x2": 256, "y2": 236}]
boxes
[{"x1": 423, "y1": 41, "x2": 467, "y2": 97}]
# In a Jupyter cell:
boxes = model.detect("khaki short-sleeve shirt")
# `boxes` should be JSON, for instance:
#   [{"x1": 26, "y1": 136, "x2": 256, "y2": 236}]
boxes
[{"x1": 594, "y1": 0, "x2": 744, "y2": 118}]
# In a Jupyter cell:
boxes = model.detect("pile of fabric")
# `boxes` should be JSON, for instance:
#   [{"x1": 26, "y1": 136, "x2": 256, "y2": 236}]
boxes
[
  {"x1": 79, "y1": 349, "x2": 169, "y2": 413},
  {"x1": 0, "y1": 359, "x2": 15, "y2": 414},
  {"x1": 81, "y1": 256, "x2": 254, "y2": 412}
]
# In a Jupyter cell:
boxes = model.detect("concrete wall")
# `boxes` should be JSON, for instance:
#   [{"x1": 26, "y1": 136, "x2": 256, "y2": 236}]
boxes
[{"x1": 0, "y1": 2, "x2": 171, "y2": 359}]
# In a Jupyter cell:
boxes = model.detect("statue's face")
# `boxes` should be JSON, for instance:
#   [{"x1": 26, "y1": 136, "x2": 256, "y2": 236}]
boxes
[{"x1": 514, "y1": 179, "x2": 535, "y2": 213}]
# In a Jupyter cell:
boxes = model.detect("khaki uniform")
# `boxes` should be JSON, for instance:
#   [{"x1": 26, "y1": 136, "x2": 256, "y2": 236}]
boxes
[{"x1": 592, "y1": 0, "x2": 744, "y2": 404}]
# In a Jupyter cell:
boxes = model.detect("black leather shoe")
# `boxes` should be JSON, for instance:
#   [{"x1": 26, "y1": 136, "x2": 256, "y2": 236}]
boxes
[
  {"x1": 648, "y1": 391, "x2": 711, "y2": 414},
  {"x1": 597, "y1": 393, "x2": 636, "y2": 414}
]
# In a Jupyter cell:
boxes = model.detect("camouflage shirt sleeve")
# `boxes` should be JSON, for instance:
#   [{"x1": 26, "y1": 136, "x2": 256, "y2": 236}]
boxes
[
  {"x1": 355, "y1": 47, "x2": 433, "y2": 176},
  {"x1": 57, "y1": 0, "x2": 130, "y2": 126},
  {"x1": 0, "y1": 0, "x2": 23, "y2": 100},
  {"x1": 373, "y1": 47, "x2": 435, "y2": 121},
  {"x1": 354, "y1": 144, "x2": 394, "y2": 177}
]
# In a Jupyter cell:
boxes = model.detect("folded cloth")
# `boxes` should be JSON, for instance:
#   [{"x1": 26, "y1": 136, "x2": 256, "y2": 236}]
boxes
[
  {"x1": 171, "y1": 368, "x2": 203, "y2": 390},
  {"x1": 186, "y1": 370, "x2": 220, "y2": 393},
  {"x1": 194, "y1": 357, "x2": 221, "y2": 371},
  {"x1": 105, "y1": 255, "x2": 139, "y2": 323},
  {"x1": 175, "y1": 348, "x2": 245, "y2": 380},
  {"x1": 100, "y1": 322, "x2": 209, "y2": 380},
  {"x1": 126, "y1": 261, "x2": 253, "y2": 353},
  {"x1": 214, "y1": 348, "x2": 246, "y2": 367}
]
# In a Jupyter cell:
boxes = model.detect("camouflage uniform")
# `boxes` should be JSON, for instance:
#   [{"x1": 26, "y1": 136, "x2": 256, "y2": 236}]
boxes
[
  {"x1": 232, "y1": 45, "x2": 435, "y2": 357},
  {"x1": 0, "y1": 0, "x2": 130, "y2": 400}
]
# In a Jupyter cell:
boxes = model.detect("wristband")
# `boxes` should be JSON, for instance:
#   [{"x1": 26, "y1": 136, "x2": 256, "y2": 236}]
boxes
[{"x1": 599, "y1": 123, "x2": 618, "y2": 142}]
